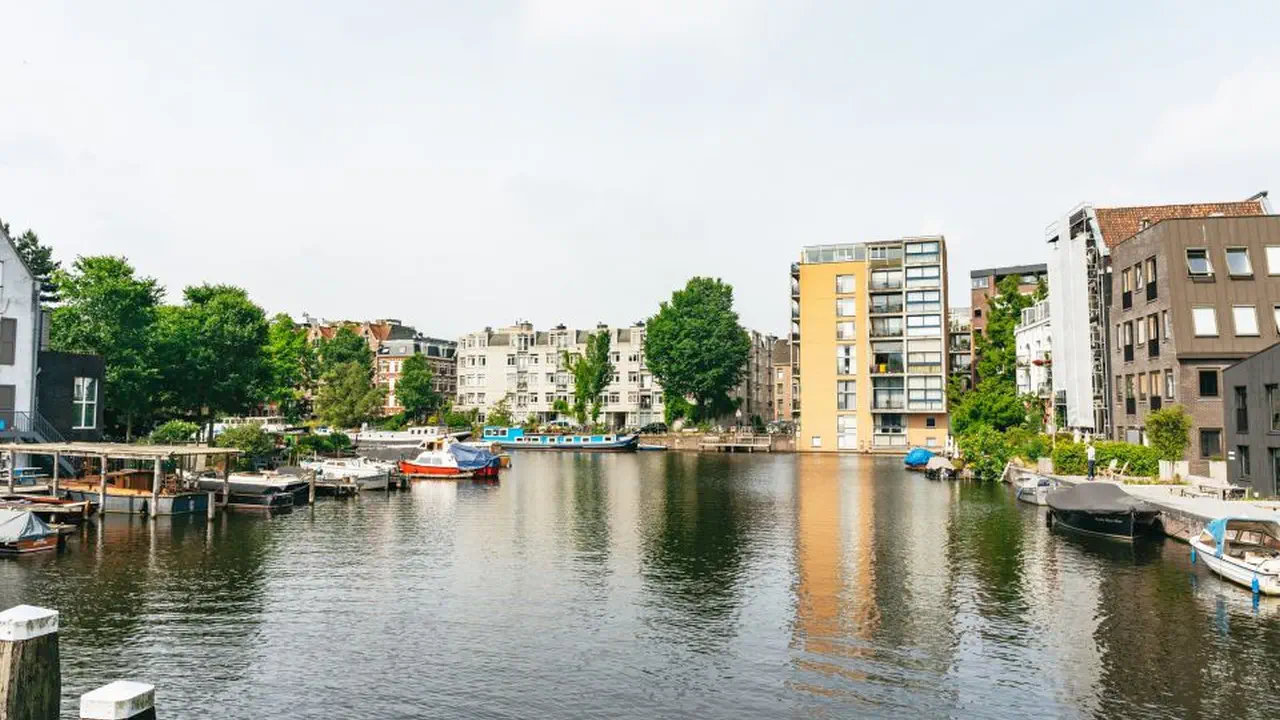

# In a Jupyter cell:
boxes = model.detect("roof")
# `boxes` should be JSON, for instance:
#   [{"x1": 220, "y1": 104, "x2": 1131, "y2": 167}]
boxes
[
  {"x1": 0, "y1": 442, "x2": 239, "y2": 460},
  {"x1": 0, "y1": 223, "x2": 38, "y2": 284},
  {"x1": 970, "y1": 263, "x2": 1047, "y2": 279},
  {"x1": 1095, "y1": 198, "x2": 1268, "y2": 249}
]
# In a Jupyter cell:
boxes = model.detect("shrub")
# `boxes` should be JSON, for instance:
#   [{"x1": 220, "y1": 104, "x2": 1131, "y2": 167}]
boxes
[
  {"x1": 1147, "y1": 405, "x2": 1192, "y2": 461},
  {"x1": 1051, "y1": 440, "x2": 1159, "y2": 478},
  {"x1": 1003, "y1": 428, "x2": 1049, "y2": 462},
  {"x1": 957, "y1": 424, "x2": 1011, "y2": 481},
  {"x1": 148, "y1": 419, "x2": 199, "y2": 445},
  {"x1": 1051, "y1": 442, "x2": 1087, "y2": 475}
]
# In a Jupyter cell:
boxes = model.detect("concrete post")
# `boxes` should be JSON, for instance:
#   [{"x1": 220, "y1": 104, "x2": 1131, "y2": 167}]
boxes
[
  {"x1": 79, "y1": 680, "x2": 155, "y2": 719},
  {"x1": 206, "y1": 492, "x2": 215, "y2": 520},
  {"x1": 150, "y1": 458, "x2": 162, "y2": 519},
  {"x1": 0, "y1": 604, "x2": 61, "y2": 720},
  {"x1": 308, "y1": 471, "x2": 316, "y2": 506},
  {"x1": 221, "y1": 459, "x2": 231, "y2": 509},
  {"x1": 98, "y1": 455, "x2": 108, "y2": 512},
  {"x1": 52, "y1": 453, "x2": 60, "y2": 497},
  {"x1": 5, "y1": 449, "x2": 13, "y2": 493}
]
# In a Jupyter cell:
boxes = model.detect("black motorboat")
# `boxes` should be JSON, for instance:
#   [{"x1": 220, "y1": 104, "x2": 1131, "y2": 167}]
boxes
[{"x1": 1046, "y1": 483, "x2": 1162, "y2": 540}]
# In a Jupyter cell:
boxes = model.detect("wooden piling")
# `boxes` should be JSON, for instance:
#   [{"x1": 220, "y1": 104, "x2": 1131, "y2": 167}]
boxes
[
  {"x1": 221, "y1": 461, "x2": 230, "y2": 509},
  {"x1": 308, "y1": 471, "x2": 316, "y2": 506},
  {"x1": 98, "y1": 455, "x2": 108, "y2": 512},
  {"x1": 0, "y1": 605, "x2": 61, "y2": 720},
  {"x1": 206, "y1": 492, "x2": 215, "y2": 520},
  {"x1": 79, "y1": 680, "x2": 155, "y2": 719},
  {"x1": 150, "y1": 458, "x2": 161, "y2": 519},
  {"x1": 51, "y1": 453, "x2": 60, "y2": 497}
]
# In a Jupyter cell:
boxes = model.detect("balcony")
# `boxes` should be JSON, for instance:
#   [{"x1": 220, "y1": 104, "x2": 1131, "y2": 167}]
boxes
[
  {"x1": 790, "y1": 262, "x2": 800, "y2": 279},
  {"x1": 1125, "y1": 397, "x2": 1136, "y2": 415},
  {"x1": 791, "y1": 280, "x2": 800, "y2": 298},
  {"x1": 1123, "y1": 344, "x2": 1134, "y2": 362},
  {"x1": 869, "y1": 279, "x2": 904, "y2": 291},
  {"x1": 872, "y1": 399, "x2": 906, "y2": 411},
  {"x1": 870, "y1": 323, "x2": 904, "y2": 338},
  {"x1": 1146, "y1": 283, "x2": 1157, "y2": 302},
  {"x1": 869, "y1": 300, "x2": 905, "y2": 315},
  {"x1": 870, "y1": 358, "x2": 905, "y2": 374},
  {"x1": 1122, "y1": 290, "x2": 1132, "y2": 310},
  {"x1": 1148, "y1": 338, "x2": 1159, "y2": 358}
]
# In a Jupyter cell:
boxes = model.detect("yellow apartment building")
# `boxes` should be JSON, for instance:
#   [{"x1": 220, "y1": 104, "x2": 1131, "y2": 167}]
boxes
[{"x1": 791, "y1": 238, "x2": 950, "y2": 452}]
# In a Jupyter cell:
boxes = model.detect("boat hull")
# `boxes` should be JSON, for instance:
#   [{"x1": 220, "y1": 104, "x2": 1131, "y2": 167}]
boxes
[
  {"x1": 1049, "y1": 508, "x2": 1161, "y2": 540},
  {"x1": 398, "y1": 461, "x2": 469, "y2": 478},
  {"x1": 1016, "y1": 486, "x2": 1049, "y2": 505},
  {"x1": 1191, "y1": 538, "x2": 1280, "y2": 595},
  {"x1": 0, "y1": 534, "x2": 59, "y2": 555},
  {"x1": 63, "y1": 488, "x2": 210, "y2": 516}
]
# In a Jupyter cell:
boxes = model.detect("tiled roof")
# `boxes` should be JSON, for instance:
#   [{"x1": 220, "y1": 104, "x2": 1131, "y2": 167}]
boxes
[{"x1": 1095, "y1": 199, "x2": 1267, "y2": 249}]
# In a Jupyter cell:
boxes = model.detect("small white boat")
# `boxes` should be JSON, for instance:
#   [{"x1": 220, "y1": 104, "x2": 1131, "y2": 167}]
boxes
[
  {"x1": 1191, "y1": 517, "x2": 1280, "y2": 596},
  {"x1": 1015, "y1": 474, "x2": 1057, "y2": 506},
  {"x1": 300, "y1": 457, "x2": 392, "y2": 491},
  {"x1": 354, "y1": 425, "x2": 470, "y2": 446}
]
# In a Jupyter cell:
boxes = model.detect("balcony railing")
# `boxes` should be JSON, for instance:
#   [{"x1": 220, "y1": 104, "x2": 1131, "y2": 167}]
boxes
[
  {"x1": 1148, "y1": 338, "x2": 1159, "y2": 358},
  {"x1": 869, "y1": 280, "x2": 904, "y2": 291},
  {"x1": 1123, "y1": 345, "x2": 1134, "y2": 362},
  {"x1": 869, "y1": 301, "x2": 905, "y2": 315},
  {"x1": 1146, "y1": 283, "x2": 1157, "y2": 302},
  {"x1": 870, "y1": 360, "x2": 905, "y2": 374},
  {"x1": 870, "y1": 325, "x2": 904, "y2": 338},
  {"x1": 872, "y1": 398, "x2": 905, "y2": 411}
]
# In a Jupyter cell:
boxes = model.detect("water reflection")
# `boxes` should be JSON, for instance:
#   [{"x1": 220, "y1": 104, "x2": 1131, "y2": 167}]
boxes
[{"x1": 3, "y1": 455, "x2": 1280, "y2": 718}]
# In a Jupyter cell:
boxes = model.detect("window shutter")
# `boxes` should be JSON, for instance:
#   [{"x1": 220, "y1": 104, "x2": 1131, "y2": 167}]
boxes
[{"x1": 0, "y1": 318, "x2": 16, "y2": 365}]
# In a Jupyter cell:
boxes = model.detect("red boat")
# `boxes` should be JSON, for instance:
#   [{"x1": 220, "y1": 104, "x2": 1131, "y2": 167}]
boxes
[{"x1": 0, "y1": 509, "x2": 60, "y2": 555}]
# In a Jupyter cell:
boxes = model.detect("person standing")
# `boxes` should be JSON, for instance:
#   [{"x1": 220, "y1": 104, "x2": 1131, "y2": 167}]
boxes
[{"x1": 1086, "y1": 441, "x2": 1096, "y2": 481}]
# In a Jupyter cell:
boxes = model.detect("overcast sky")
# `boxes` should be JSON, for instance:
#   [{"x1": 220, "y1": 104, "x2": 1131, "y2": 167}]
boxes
[{"x1": 2, "y1": 1, "x2": 1277, "y2": 338}]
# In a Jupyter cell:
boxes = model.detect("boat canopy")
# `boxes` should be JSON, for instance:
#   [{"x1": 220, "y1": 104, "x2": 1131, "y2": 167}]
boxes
[
  {"x1": 1046, "y1": 483, "x2": 1158, "y2": 513},
  {"x1": 447, "y1": 442, "x2": 497, "y2": 471},
  {"x1": 0, "y1": 508, "x2": 53, "y2": 543},
  {"x1": 925, "y1": 456, "x2": 954, "y2": 471},
  {"x1": 1203, "y1": 517, "x2": 1280, "y2": 559},
  {"x1": 904, "y1": 448, "x2": 934, "y2": 467}
]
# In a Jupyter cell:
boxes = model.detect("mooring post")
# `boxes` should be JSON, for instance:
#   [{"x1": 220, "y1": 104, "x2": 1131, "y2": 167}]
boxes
[
  {"x1": 5, "y1": 449, "x2": 14, "y2": 493},
  {"x1": 52, "y1": 453, "x2": 60, "y2": 497},
  {"x1": 0, "y1": 604, "x2": 61, "y2": 720},
  {"x1": 308, "y1": 471, "x2": 316, "y2": 506},
  {"x1": 79, "y1": 680, "x2": 155, "y2": 719},
  {"x1": 98, "y1": 455, "x2": 108, "y2": 512},
  {"x1": 206, "y1": 491, "x2": 215, "y2": 520},
  {"x1": 221, "y1": 459, "x2": 231, "y2": 509},
  {"x1": 150, "y1": 458, "x2": 162, "y2": 520}
]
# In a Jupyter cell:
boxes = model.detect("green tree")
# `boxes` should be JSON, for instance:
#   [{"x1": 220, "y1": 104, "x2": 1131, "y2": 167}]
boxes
[
  {"x1": 318, "y1": 326, "x2": 373, "y2": 376},
  {"x1": 957, "y1": 424, "x2": 1012, "y2": 481},
  {"x1": 563, "y1": 331, "x2": 614, "y2": 424},
  {"x1": 974, "y1": 274, "x2": 1035, "y2": 386},
  {"x1": 49, "y1": 256, "x2": 163, "y2": 440},
  {"x1": 1146, "y1": 404, "x2": 1192, "y2": 461},
  {"x1": 314, "y1": 361, "x2": 386, "y2": 428},
  {"x1": 155, "y1": 284, "x2": 270, "y2": 436},
  {"x1": 486, "y1": 394, "x2": 514, "y2": 427},
  {"x1": 1, "y1": 220, "x2": 59, "y2": 281},
  {"x1": 264, "y1": 313, "x2": 317, "y2": 421},
  {"x1": 147, "y1": 419, "x2": 199, "y2": 445},
  {"x1": 552, "y1": 397, "x2": 571, "y2": 419},
  {"x1": 645, "y1": 277, "x2": 751, "y2": 422},
  {"x1": 949, "y1": 274, "x2": 1040, "y2": 434},
  {"x1": 395, "y1": 354, "x2": 438, "y2": 421},
  {"x1": 214, "y1": 424, "x2": 277, "y2": 468}
]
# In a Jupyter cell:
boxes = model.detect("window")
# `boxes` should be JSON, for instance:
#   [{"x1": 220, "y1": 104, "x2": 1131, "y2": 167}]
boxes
[
  {"x1": 1236, "y1": 386, "x2": 1249, "y2": 434},
  {"x1": 1200, "y1": 429, "x2": 1222, "y2": 459},
  {"x1": 1136, "y1": 319, "x2": 1145, "y2": 345},
  {"x1": 905, "y1": 290, "x2": 941, "y2": 312},
  {"x1": 1269, "y1": 384, "x2": 1280, "y2": 431},
  {"x1": 836, "y1": 275, "x2": 855, "y2": 294},
  {"x1": 871, "y1": 269, "x2": 903, "y2": 290},
  {"x1": 1234, "y1": 305, "x2": 1259, "y2": 336},
  {"x1": 836, "y1": 415, "x2": 857, "y2": 449},
  {"x1": 926, "y1": 417, "x2": 936, "y2": 428},
  {"x1": 905, "y1": 241, "x2": 940, "y2": 263},
  {"x1": 1134, "y1": 262, "x2": 1144, "y2": 289},
  {"x1": 811, "y1": 436, "x2": 822, "y2": 448},
  {"x1": 906, "y1": 314, "x2": 941, "y2": 337},
  {"x1": 1186, "y1": 248, "x2": 1213, "y2": 277},
  {"x1": 971, "y1": 276, "x2": 989, "y2": 289},
  {"x1": 836, "y1": 321, "x2": 855, "y2": 340},
  {"x1": 1192, "y1": 307, "x2": 1218, "y2": 336},
  {"x1": 506, "y1": 354, "x2": 516, "y2": 366},
  {"x1": 1238, "y1": 445, "x2": 1251, "y2": 478},
  {"x1": 1268, "y1": 246, "x2": 1280, "y2": 275},
  {"x1": 973, "y1": 308, "x2": 982, "y2": 318},
  {"x1": 837, "y1": 381, "x2": 856, "y2": 410},
  {"x1": 1165, "y1": 370, "x2": 1175, "y2": 400},
  {"x1": 836, "y1": 298, "x2": 856, "y2": 317},
  {"x1": 836, "y1": 345, "x2": 855, "y2": 375},
  {"x1": 1163, "y1": 310, "x2": 1171, "y2": 341},
  {"x1": 1199, "y1": 369, "x2": 1219, "y2": 398},
  {"x1": 1225, "y1": 247, "x2": 1253, "y2": 276},
  {"x1": 907, "y1": 376, "x2": 944, "y2": 410},
  {"x1": 1122, "y1": 267, "x2": 1133, "y2": 293},
  {"x1": 1146, "y1": 257, "x2": 1157, "y2": 287},
  {"x1": 0, "y1": 318, "x2": 14, "y2": 366},
  {"x1": 905, "y1": 266, "x2": 940, "y2": 288},
  {"x1": 73, "y1": 377, "x2": 97, "y2": 429}
]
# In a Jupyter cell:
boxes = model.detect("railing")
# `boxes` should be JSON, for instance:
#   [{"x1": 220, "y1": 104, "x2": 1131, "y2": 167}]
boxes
[
  {"x1": 869, "y1": 280, "x2": 903, "y2": 291},
  {"x1": 870, "y1": 325, "x2": 904, "y2": 338},
  {"x1": 869, "y1": 302, "x2": 905, "y2": 315},
  {"x1": 870, "y1": 360, "x2": 905, "y2": 374},
  {"x1": 1148, "y1": 338, "x2": 1159, "y2": 358},
  {"x1": 1146, "y1": 283, "x2": 1157, "y2": 302},
  {"x1": 1123, "y1": 345, "x2": 1134, "y2": 362}
]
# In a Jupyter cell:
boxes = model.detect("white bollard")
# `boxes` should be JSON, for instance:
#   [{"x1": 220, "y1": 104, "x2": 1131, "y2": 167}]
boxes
[
  {"x1": 0, "y1": 604, "x2": 61, "y2": 719},
  {"x1": 80, "y1": 680, "x2": 155, "y2": 719}
]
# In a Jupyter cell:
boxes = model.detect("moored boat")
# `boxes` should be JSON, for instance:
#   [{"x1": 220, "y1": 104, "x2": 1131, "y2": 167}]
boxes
[
  {"x1": 300, "y1": 457, "x2": 392, "y2": 491},
  {"x1": 195, "y1": 472, "x2": 303, "y2": 510},
  {"x1": 904, "y1": 447, "x2": 934, "y2": 471},
  {"x1": 0, "y1": 508, "x2": 60, "y2": 555},
  {"x1": 481, "y1": 427, "x2": 639, "y2": 452},
  {"x1": 1015, "y1": 474, "x2": 1057, "y2": 505},
  {"x1": 354, "y1": 425, "x2": 470, "y2": 446},
  {"x1": 62, "y1": 472, "x2": 210, "y2": 516},
  {"x1": 399, "y1": 441, "x2": 472, "y2": 478},
  {"x1": 1191, "y1": 517, "x2": 1280, "y2": 596},
  {"x1": 1046, "y1": 483, "x2": 1162, "y2": 540}
]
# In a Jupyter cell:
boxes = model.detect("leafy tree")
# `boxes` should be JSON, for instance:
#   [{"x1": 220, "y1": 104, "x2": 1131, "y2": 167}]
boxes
[
  {"x1": 1, "y1": 220, "x2": 59, "y2": 281},
  {"x1": 552, "y1": 397, "x2": 571, "y2": 419},
  {"x1": 645, "y1": 277, "x2": 751, "y2": 422},
  {"x1": 394, "y1": 354, "x2": 437, "y2": 421},
  {"x1": 214, "y1": 424, "x2": 277, "y2": 469},
  {"x1": 949, "y1": 274, "x2": 1041, "y2": 435},
  {"x1": 957, "y1": 424, "x2": 1011, "y2": 481},
  {"x1": 949, "y1": 377, "x2": 1033, "y2": 435},
  {"x1": 50, "y1": 256, "x2": 164, "y2": 440},
  {"x1": 486, "y1": 394, "x2": 514, "y2": 427},
  {"x1": 264, "y1": 313, "x2": 316, "y2": 421},
  {"x1": 1146, "y1": 404, "x2": 1192, "y2": 461},
  {"x1": 318, "y1": 326, "x2": 373, "y2": 376},
  {"x1": 314, "y1": 361, "x2": 386, "y2": 428},
  {"x1": 563, "y1": 331, "x2": 614, "y2": 424},
  {"x1": 974, "y1": 274, "x2": 1035, "y2": 386},
  {"x1": 148, "y1": 419, "x2": 199, "y2": 445},
  {"x1": 155, "y1": 285, "x2": 270, "y2": 435}
]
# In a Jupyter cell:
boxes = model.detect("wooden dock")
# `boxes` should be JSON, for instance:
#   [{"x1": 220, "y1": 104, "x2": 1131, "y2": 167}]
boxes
[{"x1": 698, "y1": 434, "x2": 772, "y2": 453}]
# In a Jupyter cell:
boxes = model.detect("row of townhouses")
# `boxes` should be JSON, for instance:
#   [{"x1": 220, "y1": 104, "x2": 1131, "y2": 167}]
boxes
[{"x1": 452, "y1": 321, "x2": 778, "y2": 429}]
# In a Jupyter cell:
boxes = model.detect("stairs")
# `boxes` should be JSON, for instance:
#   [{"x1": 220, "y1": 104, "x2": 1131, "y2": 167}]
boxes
[{"x1": 0, "y1": 410, "x2": 80, "y2": 476}]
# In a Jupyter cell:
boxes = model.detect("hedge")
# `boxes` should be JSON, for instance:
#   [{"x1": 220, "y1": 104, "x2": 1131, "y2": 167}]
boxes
[{"x1": 1050, "y1": 441, "x2": 1159, "y2": 477}]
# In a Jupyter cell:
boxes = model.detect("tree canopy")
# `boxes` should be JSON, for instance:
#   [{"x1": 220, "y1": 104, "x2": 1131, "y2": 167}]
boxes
[
  {"x1": 1, "y1": 220, "x2": 59, "y2": 281},
  {"x1": 644, "y1": 277, "x2": 750, "y2": 421},
  {"x1": 314, "y1": 361, "x2": 386, "y2": 428},
  {"x1": 265, "y1": 313, "x2": 316, "y2": 421},
  {"x1": 318, "y1": 327, "x2": 373, "y2": 376},
  {"x1": 563, "y1": 331, "x2": 613, "y2": 424},
  {"x1": 49, "y1": 256, "x2": 164, "y2": 439},
  {"x1": 394, "y1": 354, "x2": 437, "y2": 421}
]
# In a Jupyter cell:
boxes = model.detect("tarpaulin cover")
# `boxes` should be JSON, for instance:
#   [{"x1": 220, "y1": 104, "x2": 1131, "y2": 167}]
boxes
[
  {"x1": 1046, "y1": 483, "x2": 1158, "y2": 513},
  {"x1": 1202, "y1": 517, "x2": 1264, "y2": 559},
  {"x1": 904, "y1": 448, "x2": 934, "y2": 467},
  {"x1": 448, "y1": 443, "x2": 497, "y2": 471},
  {"x1": 0, "y1": 509, "x2": 53, "y2": 543}
]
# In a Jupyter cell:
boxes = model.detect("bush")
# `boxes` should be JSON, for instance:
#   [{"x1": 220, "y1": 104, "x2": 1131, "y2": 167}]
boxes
[
  {"x1": 295, "y1": 431, "x2": 352, "y2": 457},
  {"x1": 1147, "y1": 405, "x2": 1192, "y2": 461},
  {"x1": 1003, "y1": 427, "x2": 1049, "y2": 462},
  {"x1": 214, "y1": 425, "x2": 277, "y2": 469},
  {"x1": 1051, "y1": 440, "x2": 1159, "y2": 478},
  {"x1": 957, "y1": 424, "x2": 1011, "y2": 481},
  {"x1": 148, "y1": 419, "x2": 199, "y2": 445}
]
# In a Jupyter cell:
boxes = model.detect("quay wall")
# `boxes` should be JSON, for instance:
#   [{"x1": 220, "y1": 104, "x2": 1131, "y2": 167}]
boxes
[{"x1": 643, "y1": 434, "x2": 797, "y2": 453}]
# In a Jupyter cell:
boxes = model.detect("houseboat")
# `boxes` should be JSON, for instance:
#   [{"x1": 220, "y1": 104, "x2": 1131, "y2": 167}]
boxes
[
  {"x1": 1191, "y1": 517, "x2": 1280, "y2": 596},
  {"x1": 481, "y1": 427, "x2": 639, "y2": 452},
  {"x1": 0, "y1": 509, "x2": 60, "y2": 555},
  {"x1": 354, "y1": 425, "x2": 470, "y2": 446},
  {"x1": 61, "y1": 469, "x2": 210, "y2": 516},
  {"x1": 1046, "y1": 483, "x2": 1162, "y2": 540}
]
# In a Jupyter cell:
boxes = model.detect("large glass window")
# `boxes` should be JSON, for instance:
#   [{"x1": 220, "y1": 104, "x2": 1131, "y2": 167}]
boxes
[
  {"x1": 836, "y1": 321, "x2": 855, "y2": 340},
  {"x1": 1225, "y1": 247, "x2": 1253, "y2": 276},
  {"x1": 905, "y1": 266, "x2": 941, "y2": 288},
  {"x1": 837, "y1": 415, "x2": 857, "y2": 450},
  {"x1": 872, "y1": 377, "x2": 905, "y2": 410},
  {"x1": 905, "y1": 241, "x2": 940, "y2": 264},
  {"x1": 871, "y1": 269, "x2": 903, "y2": 290},
  {"x1": 871, "y1": 341, "x2": 904, "y2": 373},
  {"x1": 836, "y1": 275, "x2": 856, "y2": 294},
  {"x1": 1186, "y1": 248, "x2": 1213, "y2": 277},
  {"x1": 971, "y1": 276, "x2": 989, "y2": 289},
  {"x1": 906, "y1": 314, "x2": 941, "y2": 337},
  {"x1": 1234, "y1": 305, "x2": 1259, "y2": 336},
  {"x1": 1267, "y1": 246, "x2": 1280, "y2": 276},
  {"x1": 907, "y1": 376, "x2": 944, "y2": 410},
  {"x1": 905, "y1": 290, "x2": 941, "y2": 312},
  {"x1": 837, "y1": 381, "x2": 856, "y2": 410},
  {"x1": 73, "y1": 377, "x2": 97, "y2": 429},
  {"x1": 836, "y1": 345, "x2": 855, "y2": 375},
  {"x1": 870, "y1": 294, "x2": 904, "y2": 314},
  {"x1": 1192, "y1": 307, "x2": 1218, "y2": 336},
  {"x1": 836, "y1": 298, "x2": 856, "y2": 317}
]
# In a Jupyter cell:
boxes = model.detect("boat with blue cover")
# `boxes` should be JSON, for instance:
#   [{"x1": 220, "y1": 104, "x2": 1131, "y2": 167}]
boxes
[
  {"x1": 482, "y1": 427, "x2": 639, "y2": 452},
  {"x1": 1191, "y1": 517, "x2": 1280, "y2": 595},
  {"x1": 904, "y1": 447, "x2": 933, "y2": 470}
]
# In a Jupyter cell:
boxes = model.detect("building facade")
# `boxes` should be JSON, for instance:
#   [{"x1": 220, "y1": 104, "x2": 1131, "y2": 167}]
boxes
[
  {"x1": 375, "y1": 336, "x2": 458, "y2": 416},
  {"x1": 1014, "y1": 299, "x2": 1053, "y2": 422},
  {"x1": 735, "y1": 330, "x2": 777, "y2": 426},
  {"x1": 0, "y1": 227, "x2": 42, "y2": 433},
  {"x1": 1046, "y1": 193, "x2": 1270, "y2": 435},
  {"x1": 1222, "y1": 342, "x2": 1280, "y2": 497},
  {"x1": 793, "y1": 237, "x2": 950, "y2": 453},
  {"x1": 770, "y1": 338, "x2": 795, "y2": 423},
  {"x1": 948, "y1": 307, "x2": 972, "y2": 389},
  {"x1": 455, "y1": 322, "x2": 664, "y2": 428},
  {"x1": 1108, "y1": 215, "x2": 1280, "y2": 474}
]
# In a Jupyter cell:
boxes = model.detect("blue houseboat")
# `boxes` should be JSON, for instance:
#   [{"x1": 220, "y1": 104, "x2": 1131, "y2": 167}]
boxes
[{"x1": 482, "y1": 427, "x2": 639, "y2": 452}]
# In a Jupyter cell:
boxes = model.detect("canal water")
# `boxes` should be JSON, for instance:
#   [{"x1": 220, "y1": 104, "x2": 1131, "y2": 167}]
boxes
[{"x1": 4, "y1": 453, "x2": 1279, "y2": 719}]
